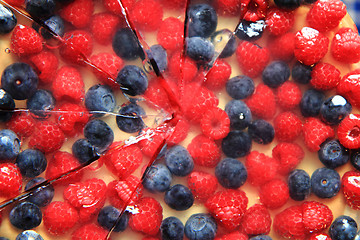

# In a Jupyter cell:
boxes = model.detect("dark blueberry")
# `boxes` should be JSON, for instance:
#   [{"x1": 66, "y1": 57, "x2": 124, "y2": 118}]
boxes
[
  {"x1": 318, "y1": 139, "x2": 349, "y2": 169},
  {"x1": 16, "y1": 230, "x2": 43, "y2": 240},
  {"x1": 1, "y1": 62, "x2": 38, "y2": 100},
  {"x1": 116, "y1": 65, "x2": 148, "y2": 96},
  {"x1": 215, "y1": 158, "x2": 247, "y2": 189},
  {"x1": 320, "y1": 95, "x2": 352, "y2": 125},
  {"x1": 274, "y1": 0, "x2": 302, "y2": 9},
  {"x1": 187, "y1": 4, "x2": 217, "y2": 38},
  {"x1": 9, "y1": 202, "x2": 42, "y2": 230},
  {"x1": 184, "y1": 213, "x2": 217, "y2": 240},
  {"x1": 84, "y1": 119, "x2": 114, "y2": 153},
  {"x1": 235, "y1": 20, "x2": 266, "y2": 41},
  {"x1": 288, "y1": 169, "x2": 311, "y2": 201},
  {"x1": 16, "y1": 149, "x2": 47, "y2": 178},
  {"x1": 216, "y1": 32, "x2": 236, "y2": 58},
  {"x1": 85, "y1": 84, "x2": 116, "y2": 117},
  {"x1": 292, "y1": 62, "x2": 312, "y2": 84},
  {"x1": 161, "y1": 216, "x2": 184, "y2": 240},
  {"x1": 311, "y1": 167, "x2": 340, "y2": 198},
  {"x1": 33, "y1": 15, "x2": 65, "y2": 39},
  {"x1": 116, "y1": 102, "x2": 145, "y2": 133},
  {"x1": 26, "y1": 89, "x2": 55, "y2": 119},
  {"x1": 0, "y1": 4, "x2": 17, "y2": 34},
  {"x1": 0, "y1": 129, "x2": 20, "y2": 160},
  {"x1": 351, "y1": 149, "x2": 360, "y2": 171},
  {"x1": 165, "y1": 184, "x2": 194, "y2": 211},
  {"x1": 147, "y1": 44, "x2": 167, "y2": 72},
  {"x1": 262, "y1": 61, "x2": 290, "y2": 88},
  {"x1": 25, "y1": 177, "x2": 54, "y2": 207},
  {"x1": 112, "y1": 28, "x2": 144, "y2": 61},
  {"x1": 226, "y1": 75, "x2": 255, "y2": 100},
  {"x1": 72, "y1": 138, "x2": 99, "y2": 164},
  {"x1": 250, "y1": 235, "x2": 272, "y2": 240},
  {"x1": 97, "y1": 206, "x2": 128, "y2": 232},
  {"x1": 248, "y1": 119, "x2": 274, "y2": 144},
  {"x1": 142, "y1": 163, "x2": 172, "y2": 192},
  {"x1": 329, "y1": 215, "x2": 358, "y2": 240},
  {"x1": 25, "y1": 0, "x2": 55, "y2": 19},
  {"x1": 222, "y1": 131, "x2": 252, "y2": 158},
  {"x1": 224, "y1": 100, "x2": 252, "y2": 130},
  {"x1": 165, "y1": 145, "x2": 194, "y2": 177},
  {"x1": 300, "y1": 89, "x2": 325, "y2": 117},
  {"x1": 0, "y1": 89, "x2": 15, "y2": 122},
  {"x1": 186, "y1": 37, "x2": 215, "y2": 63},
  {"x1": 303, "y1": 0, "x2": 317, "y2": 3},
  {"x1": 0, "y1": 238, "x2": 9, "y2": 240}
]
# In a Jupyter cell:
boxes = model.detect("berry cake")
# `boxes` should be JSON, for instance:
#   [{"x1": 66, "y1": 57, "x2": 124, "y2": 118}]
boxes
[{"x1": 0, "y1": 0, "x2": 360, "y2": 239}]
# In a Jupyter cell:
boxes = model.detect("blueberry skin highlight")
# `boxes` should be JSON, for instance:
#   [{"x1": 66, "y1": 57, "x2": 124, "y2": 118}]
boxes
[
  {"x1": 187, "y1": 4, "x2": 217, "y2": 38},
  {"x1": 25, "y1": 177, "x2": 54, "y2": 207},
  {"x1": 33, "y1": 15, "x2": 65, "y2": 39},
  {"x1": 0, "y1": 4, "x2": 17, "y2": 34},
  {"x1": 0, "y1": 129, "x2": 20, "y2": 160},
  {"x1": 235, "y1": 20, "x2": 266, "y2": 41},
  {"x1": 161, "y1": 216, "x2": 184, "y2": 240},
  {"x1": 320, "y1": 95, "x2": 352, "y2": 125},
  {"x1": 9, "y1": 202, "x2": 42, "y2": 230},
  {"x1": 185, "y1": 213, "x2": 217, "y2": 240},
  {"x1": 16, "y1": 230, "x2": 44, "y2": 240},
  {"x1": 97, "y1": 206, "x2": 128, "y2": 232},
  {"x1": 329, "y1": 215, "x2": 358, "y2": 240},
  {"x1": 165, "y1": 184, "x2": 194, "y2": 211},
  {"x1": 225, "y1": 100, "x2": 252, "y2": 130},
  {"x1": 0, "y1": 89, "x2": 15, "y2": 122},
  {"x1": 85, "y1": 84, "x2": 116, "y2": 117}
]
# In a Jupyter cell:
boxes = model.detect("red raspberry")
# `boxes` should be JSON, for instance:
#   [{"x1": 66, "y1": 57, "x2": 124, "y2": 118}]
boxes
[
  {"x1": 259, "y1": 179, "x2": 289, "y2": 209},
  {"x1": 90, "y1": 52, "x2": 123, "y2": 88},
  {"x1": 215, "y1": 231, "x2": 249, "y2": 240},
  {"x1": 204, "y1": 59, "x2": 232, "y2": 90},
  {"x1": 29, "y1": 51, "x2": 58, "y2": 84},
  {"x1": 10, "y1": 24, "x2": 42, "y2": 57},
  {"x1": 144, "y1": 77, "x2": 177, "y2": 112},
  {"x1": 241, "y1": 0, "x2": 268, "y2": 21},
  {"x1": 52, "y1": 66, "x2": 85, "y2": 102},
  {"x1": 167, "y1": 117, "x2": 190, "y2": 146},
  {"x1": 200, "y1": 107, "x2": 230, "y2": 140},
  {"x1": 55, "y1": 103, "x2": 89, "y2": 137},
  {"x1": 245, "y1": 151, "x2": 279, "y2": 186},
  {"x1": 307, "y1": 0, "x2": 346, "y2": 32},
  {"x1": 214, "y1": 0, "x2": 241, "y2": 16},
  {"x1": 168, "y1": 51, "x2": 198, "y2": 84},
  {"x1": 90, "y1": 12, "x2": 120, "y2": 45},
  {"x1": 310, "y1": 63, "x2": 341, "y2": 90},
  {"x1": 245, "y1": 83, "x2": 276, "y2": 119},
  {"x1": 138, "y1": 127, "x2": 168, "y2": 157},
  {"x1": 276, "y1": 81, "x2": 302, "y2": 110},
  {"x1": 129, "y1": 197, "x2": 163, "y2": 236},
  {"x1": 43, "y1": 201, "x2": 79, "y2": 236},
  {"x1": 338, "y1": 114, "x2": 360, "y2": 149},
  {"x1": 294, "y1": 27, "x2": 329, "y2": 66},
  {"x1": 6, "y1": 112, "x2": 35, "y2": 138},
  {"x1": 236, "y1": 41, "x2": 270, "y2": 78},
  {"x1": 274, "y1": 111, "x2": 302, "y2": 142},
  {"x1": 143, "y1": 238, "x2": 160, "y2": 240},
  {"x1": 205, "y1": 189, "x2": 248, "y2": 230},
  {"x1": 6, "y1": 0, "x2": 24, "y2": 6},
  {"x1": 60, "y1": 0, "x2": 94, "y2": 28},
  {"x1": 157, "y1": 17, "x2": 184, "y2": 51},
  {"x1": 240, "y1": 204, "x2": 271, "y2": 235},
  {"x1": 309, "y1": 233, "x2": 332, "y2": 240},
  {"x1": 187, "y1": 171, "x2": 218, "y2": 202},
  {"x1": 331, "y1": 27, "x2": 360, "y2": 64},
  {"x1": 130, "y1": 0, "x2": 163, "y2": 31},
  {"x1": 268, "y1": 32, "x2": 295, "y2": 61},
  {"x1": 160, "y1": 0, "x2": 185, "y2": 9},
  {"x1": 103, "y1": 0, "x2": 135, "y2": 15},
  {"x1": 337, "y1": 69, "x2": 360, "y2": 107},
  {"x1": 273, "y1": 205, "x2": 307, "y2": 240},
  {"x1": 72, "y1": 223, "x2": 108, "y2": 240},
  {"x1": 266, "y1": 7, "x2": 294, "y2": 36},
  {"x1": 28, "y1": 121, "x2": 65, "y2": 153},
  {"x1": 342, "y1": 170, "x2": 360, "y2": 210},
  {"x1": 303, "y1": 117, "x2": 335, "y2": 152},
  {"x1": 59, "y1": 30, "x2": 93, "y2": 65},
  {"x1": 0, "y1": 163, "x2": 22, "y2": 198},
  {"x1": 302, "y1": 201, "x2": 333, "y2": 234},
  {"x1": 187, "y1": 134, "x2": 221, "y2": 167},
  {"x1": 272, "y1": 142, "x2": 304, "y2": 175}
]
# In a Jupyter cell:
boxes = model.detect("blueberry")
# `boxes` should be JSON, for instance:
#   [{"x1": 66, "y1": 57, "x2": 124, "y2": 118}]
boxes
[
  {"x1": 187, "y1": 4, "x2": 217, "y2": 38},
  {"x1": 116, "y1": 65, "x2": 148, "y2": 96},
  {"x1": 97, "y1": 206, "x2": 128, "y2": 232},
  {"x1": 16, "y1": 230, "x2": 44, "y2": 240},
  {"x1": 274, "y1": 0, "x2": 302, "y2": 9},
  {"x1": 147, "y1": 44, "x2": 167, "y2": 72},
  {"x1": 25, "y1": 0, "x2": 55, "y2": 19},
  {"x1": 33, "y1": 15, "x2": 65, "y2": 39},
  {"x1": 216, "y1": 32, "x2": 236, "y2": 58},
  {"x1": 165, "y1": 184, "x2": 194, "y2": 211},
  {"x1": 72, "y1": 138, "x2": 99, "y2": 164},
  {"x1": 142, "y1": 163, "x2": 172, "y2": 192},
  {"x1": 248, "y1": 119, "x2": 274, "y2": 145},
  {"x1": 292, "y1": 62, "x2": 312, "y2": 84},
  {"x1": 186, "y1": 37, "x2": 215, "y2": 63},
  {"x1": 112, "y1": 28, "x2": 145, "y2": 60},
  {"x1": 116, "y1": 102, "x2": 145, "y2": 133},
  {"x1": 0, "y1": 89, "x2": 15, "y2": 122},
  {"x1": 26, "y1": 89, "x2": 55, "y2": 119},
  {"x1": 1, "y1": 62, "x2": 38, "y2": 100},
  {"x1": 224, "y1": 100, "x2": 252, "y2": 130},
  {"x1": 16, "y1": 149, "x2": 47, "y2": 178},
  {"x1": 85, "y1": 84, "x2": 116, "y2": 117},
  {"x1": 226, "y1": 75, "x2": 255, "y2": 100},
  {"x1": 235, "y1": 20, "x2": 266, "y2": 41},
  {"x1": 161, "y1": 216, "x2": 184, "y2": 240},
  {"x1": 288, "y1": 169, "x2": 311, "y2": 201},
  {"x1": 0, "y1": 238, "x2": 9, "y2": 240},
  {"x1": 165, "y1": 145, "x2": 194, "y2": 177},
  {"x1": 329, "y1": 215, "x2": 358, "y2": 240},
  {"x1": 184, "y1": 213, "x2": 217, "y2": 240},
  {"x1": 300, "y1": 89, "x2": 325, "y2": 117},
  {"x1": 10, "y1": 202, "x2": 42, "y2": 230},
  {"x1": 222, "y1": 130, "x2": 252, "y2": 158},
  {"x1": 320, "y1": 95, "x2": 352, "y2": 125},
  {"x1": 84, "y1": 119, "x2": 114, "y2": 154},
  {"x1": 0, "y1": 4, "x2": 17, "y2": 34},
  {"x1": 311, "y1": 167, "x2": 340, "y2": 198},
  {"x1": 318, "y1": 139, "x2": 349, "y2": 169},
  {"x1": 215, "y1": 158, "x2": 247, "y2": 189},
  {"x1": 262, "y1": 61, "x2": 290, "y2": 88},
  {"x1": 250, "y1": 235, "x2": 272, "y2": 240},
  {"x1": 25, "y1": 177, "x2": 54, "y2": 207},
  {"x1": 0, "y1": 129, "x2": 20, "y2": 160},
  {"x1": 351, "y1": 149, "x2": 360, "y2": 171}
]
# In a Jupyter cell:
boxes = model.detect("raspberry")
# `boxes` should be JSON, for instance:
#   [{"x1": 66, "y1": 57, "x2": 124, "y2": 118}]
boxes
[
  {"x1": 160, "y1": 0, "x2": 185, "y2": 8},
  {"x1": 245, "y1": 83, "x2": 276, "y2": 120},
  {"x1": 29, "y1": 51, "x2": 58, "y2": 84},
  {"x1": 28, "y1": 121, "x2": 65, "y2": 153},
  {"x1": 129, "y1": 197, "x2": 163, "y2": 236},
  {"x1": 72, "y1": 223, "x2": 108, "y2": 240},
  {"x1": 273, "y1": 205, "x2": 307, "y2": 240},
  {"x1": 10, "y1": 24, "x2": 42, "y2": 57},
  {"x1": 200, "y1": 107, "x2": 230, "y2": 140},
  {"x1": 130, "y1": 0, "x2": 163, "y2": 31},
  {"x1": 272, "y1": 142, "x2": 304, "y2": 175},
  {"x1": 138, "y1": 127, "x2": 168, "y2": 157},
  {"x1": 303, "y1": 117, "x2": 335, "y2": 152},
  {"x1": 187, "y1": 134, "x2": 221, "y2": 167},
  {"x1": 245, "y1": 151, "x2": 279, "y2": 186},
  {"x1": 0, "y1": 163, "x2": 22, "y2": 198},
  {"x1": 205, "y1": 189, "x2": 248, "y2": 230},
  {"x1": 90, "y1": 52, "x2": 123, "y2": 88},
  {"x1": 338, "y1": 114, "x2": 360, "y2": 149},
  {"x1": 266, "y1": 7, "x2": 295, "y2": 36},
  {"x1": 276, "y1": 81, "x2": 302, "y2": 110},
  {"x1": 241, "y1": 0, "x2": 268, "y2": 21},
  {"x1": 310, "y1": 63, "x2": 341, "y2": 90},
  {"x1": 337, "y1": 69, "x2": 360, "y2": 107},
  {"x1": 309, "y1": 233, "x2": 332, "y2": 240},
  {"x1": 6, "y1": 112, "x2": 35, "y2": 138},
  {"x1": 259, "y1": 179, "x2": 289, "y2": 209},
  {"x1": 215, "y1": 231, "x2": 249, "y2": 240},
  {"x1": 331, "y1": 27, "x2": 360, "y2": 64},
  {"x1": 6, "y1": 0, "x2": 24, "y2": 6},
  {"x1": 59, "y1": 30, "x2": 93, "y2": 65},
  {"x1": 52, "y1": 66, "x2": 85, "y2": 102},
  {"x1": 157, "y1": 17, "x2": 184, "y2": 51},
  {"x1": 302, "y1": 201, "x2": 333, "y2": 234},
  {"x1": 103, "y1": 0, "x2": 135, "y2": 15},
  {"x1": 168, "y1": 51, "x2": 198, "y2": 84},
  {"x1": 342, "y1": 170, "x2": 360, "y2": 210},
  {"x1": 236, "y1": 41, "x2": 270, "y2": 78},
  {"x1": 204, "y1": 59, "x2": 232, "y2": 90},
  {"x1": 307, "y1": 0, "x2": 346, "y2": 32},
  {"x1": 294, "y1": 27, "x2": 329, "y2": 66},
  {"x1": 214, "y1": 0, "x2": 241, "y2": 16},
  {"x1": 167, "y1": 117, "x2": 190, "y2": 146},
  {"x1": 274, "y1": 111, "x2": 302, "y2": 142},
  {"x1": 240, "y1": 204, "x2": 271, "y2": 235},
  {"x1": 60, "y1": 0, "x2": 94, "y2": 28},
  {"x1": 268, "y1": 32, "x2": 295, "y2": 61},
  {"x1": 187, "y1": 171, "x2": 218, "y2": 202},
  {"x1": 144, "y1": 77, "x2": 177, "y2": 112},
  {"x1": 90, "y1": 12, "x2": 120, "y2": 45},
  {"x1": 55, "y1": 103, "x2": 89, "y2": 137},
  {"x1": 43, "y1": 201, "x2": 79, "y2": 236}
]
